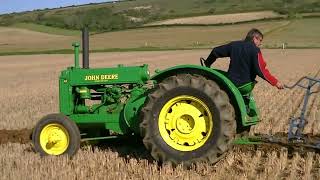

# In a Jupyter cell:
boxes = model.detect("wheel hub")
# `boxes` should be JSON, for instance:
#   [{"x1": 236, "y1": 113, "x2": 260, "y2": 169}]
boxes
[
  {"x1": 159, "y1": 95, "x2": 213, "y2": 151},
  {"x1": 176, "y1": 114, "x2": 194, "y2": 134},
  {"x1": 40, "y1": 124, "x2": 69, "y2": 155}
]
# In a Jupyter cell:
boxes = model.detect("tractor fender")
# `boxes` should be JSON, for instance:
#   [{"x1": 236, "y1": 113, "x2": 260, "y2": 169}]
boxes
[{"x1": 151, "y1": 64, "x2": 255, "y2": 127}]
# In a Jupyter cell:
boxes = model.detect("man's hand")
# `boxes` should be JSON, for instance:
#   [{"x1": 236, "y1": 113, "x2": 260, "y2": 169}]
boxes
[
  {"x1": 276, "y1": 81, "x2": 284, "y2": 89},
  {"x1": 204, "y1": 59, "x2": 211, "y2": 68}
]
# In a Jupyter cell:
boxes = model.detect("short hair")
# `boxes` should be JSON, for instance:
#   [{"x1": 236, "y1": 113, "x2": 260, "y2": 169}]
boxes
[{"x1": 245, "y1": 28, "x2": 263, "y2": 42}]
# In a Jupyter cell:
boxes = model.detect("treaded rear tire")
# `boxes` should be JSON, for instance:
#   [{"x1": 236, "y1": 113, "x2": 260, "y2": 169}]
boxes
[{"x1": 140, "y1": 74, "x2": 236, "y2": 167}]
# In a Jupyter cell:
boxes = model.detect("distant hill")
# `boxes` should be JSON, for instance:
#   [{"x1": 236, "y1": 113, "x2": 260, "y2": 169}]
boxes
[{"x1": 0, "y1": 0, "x2": 319, "y2": 32}]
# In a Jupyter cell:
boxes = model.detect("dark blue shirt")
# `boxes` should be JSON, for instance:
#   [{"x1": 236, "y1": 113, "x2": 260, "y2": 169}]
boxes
[{"x1": 205, "y1": 41, "x2": 278, "y2": 86}]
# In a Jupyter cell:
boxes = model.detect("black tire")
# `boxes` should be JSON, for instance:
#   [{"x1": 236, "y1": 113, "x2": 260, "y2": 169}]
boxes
[
  {"x1": 32, "y1": 113, "x2": 80, "y2": 157},
  {"x1": 140, "y1": 74, "x2": 236, "y2": 167}
]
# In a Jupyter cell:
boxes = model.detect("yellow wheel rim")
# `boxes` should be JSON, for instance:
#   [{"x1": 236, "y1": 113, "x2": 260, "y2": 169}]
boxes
[
  {"x1": 159, "y1": 95, "x2": 213, "y2": 151},
  {"x1": 40, "y1": 123, "x2": 69, "y2": 155}
]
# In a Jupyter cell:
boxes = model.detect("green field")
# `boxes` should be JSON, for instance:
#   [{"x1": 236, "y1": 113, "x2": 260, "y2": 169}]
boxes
[
  {"x1": 264, "y1": 18, "x2": 320, "y2": 48},
  {"x1": 11, "y1": 23, "x2": 80, "y2": 36},
  {"x1": 89, "y1": 20, "x2": 289, "y2": 49},
  {"x1": 0, "y1": 17, "x2": 319, "y2": 55}
]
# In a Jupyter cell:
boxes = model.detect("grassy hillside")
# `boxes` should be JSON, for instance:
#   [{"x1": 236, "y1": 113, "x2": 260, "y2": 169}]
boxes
[{"x1": 0, "y1": 0, "x2": 319, "y2": 32}]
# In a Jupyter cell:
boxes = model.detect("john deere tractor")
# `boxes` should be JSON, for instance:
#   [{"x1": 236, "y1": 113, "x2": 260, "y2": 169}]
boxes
[{"x1": 32, "y1": 28, "x2": 260, "y2": 166}]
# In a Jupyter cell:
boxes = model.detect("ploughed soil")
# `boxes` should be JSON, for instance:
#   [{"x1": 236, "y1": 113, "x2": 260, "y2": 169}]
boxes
[{"x1": 0, "y1": 129, "x2": 32, "y2": 144}]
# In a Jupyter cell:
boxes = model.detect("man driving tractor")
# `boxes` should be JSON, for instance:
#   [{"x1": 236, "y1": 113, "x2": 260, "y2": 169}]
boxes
[
  {"x1": 204, "y1": 28, "x2": 284, "y2": 117},
  {"x1": 204, "y1": 28, "x2": 284, "y2": 90}
]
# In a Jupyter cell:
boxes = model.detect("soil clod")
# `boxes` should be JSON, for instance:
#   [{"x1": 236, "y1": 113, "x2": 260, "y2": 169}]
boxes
[{"x1": 0, "y1": 129, "x2": 32, "y2": 144}]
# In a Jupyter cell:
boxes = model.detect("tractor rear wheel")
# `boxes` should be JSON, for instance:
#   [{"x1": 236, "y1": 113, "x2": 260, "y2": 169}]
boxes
[
  {"x1": 140, "y1": 74, "x2": 236, "y2": 167},
  {"x1": 32, "y1": 113, "x2": 80, "y2": 156}
]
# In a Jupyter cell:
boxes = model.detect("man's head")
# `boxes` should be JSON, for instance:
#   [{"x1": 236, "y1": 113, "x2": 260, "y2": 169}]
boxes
[{"x1": 245, "y1": 28, "x2": 263, "y2": 47}]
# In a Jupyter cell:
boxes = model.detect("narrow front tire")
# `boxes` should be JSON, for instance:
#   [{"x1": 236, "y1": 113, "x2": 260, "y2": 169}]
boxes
[{"x1": 32, "y1": 113, "x2": 80, "y2": 156}]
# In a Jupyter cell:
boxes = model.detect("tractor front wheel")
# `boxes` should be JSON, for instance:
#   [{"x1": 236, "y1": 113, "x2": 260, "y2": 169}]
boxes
[
  {"x1": 32, "y1": 113, "x2": 80, "y2": 156},
  {"x1": 140, "y1": 74, "x2": 236, "y2": 167}
]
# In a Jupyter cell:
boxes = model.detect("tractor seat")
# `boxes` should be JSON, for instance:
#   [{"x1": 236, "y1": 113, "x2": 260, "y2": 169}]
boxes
[{"x1": 237, "y1": 81, "x2": 256, "y2": 96}]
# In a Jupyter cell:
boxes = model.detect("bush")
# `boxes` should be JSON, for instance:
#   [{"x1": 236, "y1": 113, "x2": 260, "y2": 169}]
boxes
[{"x1": 208, "y1": 8, "x2": 216, "y2": 14}]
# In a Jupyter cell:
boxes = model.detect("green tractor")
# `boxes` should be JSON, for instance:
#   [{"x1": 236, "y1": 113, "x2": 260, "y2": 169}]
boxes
[{"x1": 32, "y1": 29, "x2": 259, "y2": 166}]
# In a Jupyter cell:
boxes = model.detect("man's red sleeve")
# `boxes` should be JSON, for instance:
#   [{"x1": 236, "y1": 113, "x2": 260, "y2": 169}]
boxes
[{"x1": 255, "y1": 52, "x2": 278, "y2": 86}]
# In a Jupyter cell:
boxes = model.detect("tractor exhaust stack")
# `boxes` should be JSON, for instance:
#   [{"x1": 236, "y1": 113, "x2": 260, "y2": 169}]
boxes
[{"x1": 82, "y1": 27, "x2": 89, "y2": 69}]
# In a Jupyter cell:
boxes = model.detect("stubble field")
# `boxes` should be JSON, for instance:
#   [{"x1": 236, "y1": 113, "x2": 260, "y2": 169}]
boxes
[{"x1": 0, "y1": 49, "x2": 320, "y2": 179}]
